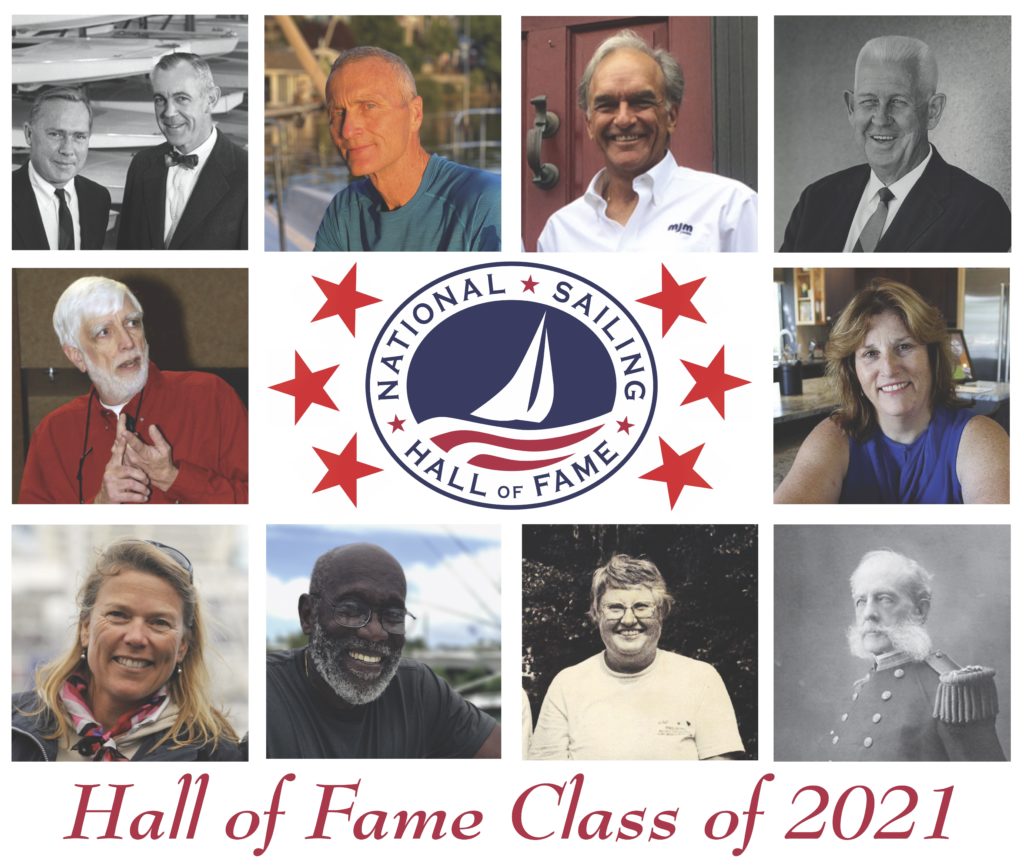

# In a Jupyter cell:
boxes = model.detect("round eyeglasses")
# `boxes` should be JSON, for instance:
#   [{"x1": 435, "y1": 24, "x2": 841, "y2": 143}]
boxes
[
  {"x1": 601, "y1": 602, "x2": 657, "y2": 620},
  {"x1": 310, "y1": 594, "x2": 416, "y2": 635}
]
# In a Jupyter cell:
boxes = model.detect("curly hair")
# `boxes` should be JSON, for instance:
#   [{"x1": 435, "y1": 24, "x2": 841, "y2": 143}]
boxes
[{"x1": 588, "y1": 553, "x2": 674, "y2": 623}]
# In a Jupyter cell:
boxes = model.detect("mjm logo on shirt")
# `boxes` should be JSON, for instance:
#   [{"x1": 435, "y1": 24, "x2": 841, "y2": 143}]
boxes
[{"x1": 667, "y1": 222, "x2": 694, "y2": 236}]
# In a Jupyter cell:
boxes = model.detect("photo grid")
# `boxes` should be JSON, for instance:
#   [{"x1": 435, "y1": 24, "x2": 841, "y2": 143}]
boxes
[{"x1": 3, "y1": 8, "x2": 1017, "y2": 864}]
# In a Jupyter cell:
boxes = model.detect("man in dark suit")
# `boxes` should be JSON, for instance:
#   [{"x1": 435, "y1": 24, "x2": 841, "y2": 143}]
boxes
[
  {"x1": 117, "y1": 52, "x2": 247, "y2": 250},
  {"x1": 781, "y1": 35, "x2": 1010, "y2": 252},
  {"x1": 13, "y1": 88, "x2": 110, "y2": 250}
]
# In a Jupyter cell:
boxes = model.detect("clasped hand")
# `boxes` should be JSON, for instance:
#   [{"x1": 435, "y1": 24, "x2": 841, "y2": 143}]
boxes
[{"x1": 94, "y1": 413, "x2": 179, "y2": 503}]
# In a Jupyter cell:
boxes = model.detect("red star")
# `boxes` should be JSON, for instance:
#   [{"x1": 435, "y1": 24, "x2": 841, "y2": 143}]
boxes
[
  {"x1": 388, "y1": 415, "x2": 406, "y2": 432},
  {"x1": 313, "y1": 435, "x2": 382, "y2": 505},
  {"x1": 270, "y1": 352, "x2": 339, "y2": 423},
  {"x1": 616, "y1": 417, "x2": 635, "y2": 434},
  {"x1": 522, "y1": 275, "x2": 539, "y2": 293},
  {"x1": 640, "y1": 438, "x2": 712, "y2": 507},
  {"x1": 637, "y1": 266, "x2": 706, "y2": 335},
  {"x1": 680, "y1": 347, "x2": 750, "y2": 418},
  {"x1": 312, "y1": 264, "x2": 381, "y2": 335}
]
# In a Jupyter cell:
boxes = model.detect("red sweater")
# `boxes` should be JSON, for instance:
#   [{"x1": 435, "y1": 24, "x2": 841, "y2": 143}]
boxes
[{"x1": 19, "y1": 362, "x2": 248, "y2": 504}]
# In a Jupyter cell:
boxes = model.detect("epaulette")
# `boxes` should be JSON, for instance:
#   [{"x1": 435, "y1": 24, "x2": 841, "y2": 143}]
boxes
[{"x1": 929, "y1": 651, "x2": 999, "y2": 724}]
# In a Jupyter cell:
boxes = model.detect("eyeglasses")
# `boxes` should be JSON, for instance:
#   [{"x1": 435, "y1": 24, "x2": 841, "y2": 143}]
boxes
[
  {"x1": 601, "y1": 602, "x2": 658, "y2": 620},
  {"x1": 144, "y1": 539, "x2": 194, "y2": 580},
  {"x1": 309, "y1": 594, "x2": 416, "y2": 635}
]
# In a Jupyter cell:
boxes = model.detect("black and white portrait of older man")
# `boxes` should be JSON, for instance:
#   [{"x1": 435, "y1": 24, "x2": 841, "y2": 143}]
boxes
[
  {"x1": 775, "y1": 525, "x2": 1009, "y2": 761},
  {"x1": 775, "y1": 17, "x2": 1010, "y2": 252}
]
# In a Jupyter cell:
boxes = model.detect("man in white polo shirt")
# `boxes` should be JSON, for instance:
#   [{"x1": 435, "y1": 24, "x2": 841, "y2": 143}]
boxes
[{"x1": 536, "y1": 30, "x2": 757, "y2": 253}]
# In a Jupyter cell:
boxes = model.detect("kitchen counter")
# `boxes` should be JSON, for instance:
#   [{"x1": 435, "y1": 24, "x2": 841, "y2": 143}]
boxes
[
  {"x1": 772, "y1": 379, "x2": 1010, "y2": 489},
  {"x1": 773, "y1": 378, "x2": 1010, "y2": 424}
]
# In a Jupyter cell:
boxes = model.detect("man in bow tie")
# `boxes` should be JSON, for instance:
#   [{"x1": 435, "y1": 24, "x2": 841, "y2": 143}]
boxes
[{"x1": 117, "y1": 52, "x2": 247, "y2": 250}]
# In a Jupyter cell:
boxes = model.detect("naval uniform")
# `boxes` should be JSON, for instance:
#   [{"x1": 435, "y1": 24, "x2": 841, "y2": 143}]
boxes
[{"x1": 827, "y1": 649, "x2": 1005, "y2": 761}]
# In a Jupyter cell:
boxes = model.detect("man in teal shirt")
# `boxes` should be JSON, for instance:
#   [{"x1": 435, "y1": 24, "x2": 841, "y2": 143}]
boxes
[{"x1": 314, "y1": 46, "x2": 500, "y2": 252}]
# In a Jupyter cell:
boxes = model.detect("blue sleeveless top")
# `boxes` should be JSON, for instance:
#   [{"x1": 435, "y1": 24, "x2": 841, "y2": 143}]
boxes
[{"x1": 840, "y1": 405, "x2": 972, "y2": 504}]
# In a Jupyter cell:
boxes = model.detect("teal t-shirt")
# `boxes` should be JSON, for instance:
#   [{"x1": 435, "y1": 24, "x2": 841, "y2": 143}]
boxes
[{"x1": 314, "y1": 154, "x2": 501, "y2": 252}]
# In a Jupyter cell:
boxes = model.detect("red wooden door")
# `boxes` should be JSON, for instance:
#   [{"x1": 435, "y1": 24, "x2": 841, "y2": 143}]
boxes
[{"x1": 521, "y1": 17, "x2": 713, "y2": 251}]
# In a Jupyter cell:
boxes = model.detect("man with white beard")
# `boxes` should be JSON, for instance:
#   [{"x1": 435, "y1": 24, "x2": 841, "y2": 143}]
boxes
[
  {"x1": 826, "y1": 549, "x2": 1004, "y2": 761},
  {"x1": 265, "y1": 543, "x2": 501, "y2": 758},
  {"x1": 18, "y1": 276, "x2": 248, "y2": 503}
]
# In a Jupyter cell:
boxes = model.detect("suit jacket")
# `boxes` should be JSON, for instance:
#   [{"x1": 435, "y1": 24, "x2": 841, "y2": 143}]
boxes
[
  {"x1": 780, "y1": 147, "x2": 1011, "y2": 252},
  {"x1": 12, "y1": 162, "x2": 111, "y2": 250},
  {"x1": 117, "y1": 131, "x2": 247, "y2": 250}
]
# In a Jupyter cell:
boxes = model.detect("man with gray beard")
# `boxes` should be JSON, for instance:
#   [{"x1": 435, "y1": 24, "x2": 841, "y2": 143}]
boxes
[
  {"x1": 265, "y1": 543, "x2": 500, "y2": 759},
  {"x1": 826, "y1": 549, "x2": 1004, "y2": 761},
  {"x1": 18, "y1": 276, "x2": 248, "y2": 503}
]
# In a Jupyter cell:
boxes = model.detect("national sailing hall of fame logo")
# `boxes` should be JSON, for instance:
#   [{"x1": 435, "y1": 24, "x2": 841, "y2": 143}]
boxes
[{"x1": 366, "y1": 262, "x2": 656, "y2": 509}]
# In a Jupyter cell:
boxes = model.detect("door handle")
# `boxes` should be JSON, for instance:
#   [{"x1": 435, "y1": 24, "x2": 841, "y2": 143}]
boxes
[{"x1": 527, "y1": 95, "x2": 560, "y2": 189}]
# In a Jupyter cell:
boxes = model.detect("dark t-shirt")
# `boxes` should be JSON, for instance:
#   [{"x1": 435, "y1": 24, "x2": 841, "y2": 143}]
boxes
[{"x1": 266, "y1": 648, "x2": 496, "y2": 759}]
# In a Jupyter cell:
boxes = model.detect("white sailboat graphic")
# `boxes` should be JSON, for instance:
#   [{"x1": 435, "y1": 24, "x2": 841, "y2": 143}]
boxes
[{"x1": 472, "y1": 314, "x2": 554, "y2": 422}]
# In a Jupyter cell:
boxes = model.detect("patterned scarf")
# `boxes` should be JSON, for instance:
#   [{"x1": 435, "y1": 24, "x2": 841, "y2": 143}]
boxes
[{"x1": 60, "y1": 673, "x2": 169, "y2": 761}]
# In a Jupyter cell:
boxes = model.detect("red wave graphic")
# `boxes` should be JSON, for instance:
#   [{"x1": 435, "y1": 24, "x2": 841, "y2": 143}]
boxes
[
  {"x1": 432, "y1": 424, "x2": 601, "y2": 453},
  {"x1": 468, "y1": 453, "x2": 570, "y2": 471}
]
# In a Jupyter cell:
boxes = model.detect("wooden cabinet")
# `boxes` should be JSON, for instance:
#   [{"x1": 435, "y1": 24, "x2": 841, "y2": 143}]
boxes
[
  {"x1": 793, "y1": 268, "x2": 826, "y2": 325},
  {"x1": 823, "y1": 268, "x2": 958, "y2": 326}
]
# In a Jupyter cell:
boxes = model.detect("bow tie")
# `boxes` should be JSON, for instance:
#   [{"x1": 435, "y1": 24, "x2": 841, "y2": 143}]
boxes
[{"x1": 165, "y1": 150, "x2": 199, "y2": 169}]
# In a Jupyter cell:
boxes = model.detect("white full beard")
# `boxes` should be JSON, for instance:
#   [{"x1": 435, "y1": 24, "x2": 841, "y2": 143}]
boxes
[
  {"x1": 308, "y1": 620, "x2": 402, "y2": 706},
  {"x1": 847, "y1": 621, "x2": 933, "y2": 662},
  {"x1": 86, "y1": 345, "x2": 150, "y2": 406}
]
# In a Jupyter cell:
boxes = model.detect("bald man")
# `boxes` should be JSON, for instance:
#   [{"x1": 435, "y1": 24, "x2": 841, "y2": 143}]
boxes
[
  {"x1": 266, "y1": 543, "x2": 501, "y2": 758},
  {"x1": 781, "y1": 35, "x2": 1010, "y2": 252}
]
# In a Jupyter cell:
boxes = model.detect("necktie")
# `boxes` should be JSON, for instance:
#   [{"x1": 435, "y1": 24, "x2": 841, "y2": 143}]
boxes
[
  {"x1": 854, "y1": 187, "x2": 894, "y2": 252},
  {"x1": 164, "y1": 150, "x2": 199, "y2": 169},
  {"x1": 56, "y1": 187, "x2": 74, "y2": 250}
]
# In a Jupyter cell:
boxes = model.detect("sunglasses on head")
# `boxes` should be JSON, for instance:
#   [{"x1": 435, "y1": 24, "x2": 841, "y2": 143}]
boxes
[{"x1": 143, "y1": 539, "x2": 194, "y2": 580}]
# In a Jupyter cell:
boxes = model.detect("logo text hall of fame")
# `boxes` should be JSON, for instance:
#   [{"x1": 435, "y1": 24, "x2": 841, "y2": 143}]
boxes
[{"x1": 366, "y1": 263, "x2": 657, "y2": 509}]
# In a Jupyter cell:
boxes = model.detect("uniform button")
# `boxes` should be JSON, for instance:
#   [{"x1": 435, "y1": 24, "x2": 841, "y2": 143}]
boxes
[
  {"x1": 840, "y1": 713, "x2": 848, "y2": 722},
  {"x1": 863, "y1": 737, "x2": 873, "y2": 748},
  {"x1": 832, "y1": 736, "x2": 839, "y2": 745},
  {"x1": 881, "y1": 690, "x2": 892, "y2": 701},
  {"x1": 894, "y1": 668, "x2": 905, "y2": 679},
  {"x1": 872, "y1": 713, "x2": 882, "y2": 723}
]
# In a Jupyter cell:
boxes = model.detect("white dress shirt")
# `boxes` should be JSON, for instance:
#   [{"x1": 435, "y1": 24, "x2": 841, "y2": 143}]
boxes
[
  {"x1": 163, "y1": 128, "x2": 218, "y2": 246},
  {"x1": 843, "y1": 146, "x2": 934, "y2": 252},
  {"x1": 28, "y1": 162, "x2": 80, "y2": 250},
  {"x1": 537, "y1": 151, "x2": 758, "y2": 252}
]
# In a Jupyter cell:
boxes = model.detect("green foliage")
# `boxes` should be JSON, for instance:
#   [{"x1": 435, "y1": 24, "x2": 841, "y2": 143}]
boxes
[
  {"x1": 347, "y1": 17, "x2": 408, "y2": 58},
  {"x1": 522, "y1": 524, "x2": 758, "y2": 758}
]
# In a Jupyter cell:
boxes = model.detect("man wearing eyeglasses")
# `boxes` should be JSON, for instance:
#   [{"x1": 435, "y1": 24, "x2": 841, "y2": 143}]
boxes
[
  {"x1": 266, "y1": 543, "x2": 501, "y2": 758},
  {"x1": 313, "y1": 46, "x2": 500, "y2": 252},
  {"x1": 535, "y1": 30, "x2": 757, "y2": 252},
  {"x1": 528, "y1": 553, "x2": 743, "y2": 760}
]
